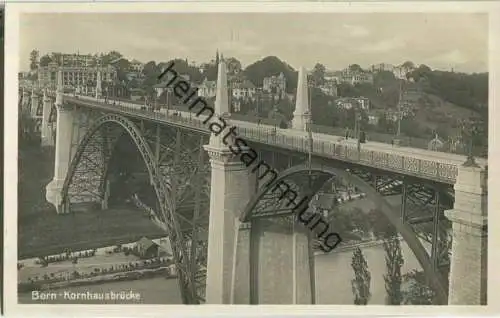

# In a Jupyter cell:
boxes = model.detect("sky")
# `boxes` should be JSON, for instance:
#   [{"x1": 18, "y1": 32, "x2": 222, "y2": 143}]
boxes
[{"x1": 20, "y1": 13, "x2": 488, "y2": 73}]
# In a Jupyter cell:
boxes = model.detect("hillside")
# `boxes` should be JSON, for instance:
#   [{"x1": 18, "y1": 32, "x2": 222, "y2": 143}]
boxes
[{"x1": 332, "y1": 69, "x2": 486, "y2": 142}]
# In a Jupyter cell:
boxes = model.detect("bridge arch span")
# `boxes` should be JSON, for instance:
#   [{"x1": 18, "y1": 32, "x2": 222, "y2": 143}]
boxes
[
  {"x1": 59, "y1": 113, "x2": 201, "y2": 303},
  {"x1": 240, "y1": 164, "x2": 448, "y2": 304}
]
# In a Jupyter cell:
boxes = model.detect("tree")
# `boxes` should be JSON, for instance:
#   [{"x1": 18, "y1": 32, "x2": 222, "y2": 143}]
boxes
[
  {"x1": 367, "y1": 208, "x2": 397, "y2": 239},
  {"x1": 373, "y1": 70, "x2": 396, "y2": 86},
  {"x1": 401, "y1": 61, "x2": 415, "y2": 69},
  {"x1": 383, "y1": 237, "x2": 404, "y2": 305},
  {"x1": 29, "y1": 49, "x2": 39, "y2": 70},
  {"x1": 337, "y1": 83, "x2": 361, "y2": 98},
  {"x1": 50, "y1": 52, "x2": 62, "y2": 66},
  {"x1": 400, "y1": 117, "x2": 422, "y2": 138},
  {"x1": 311, "y1": 63, "x2": 326, "y2": 86},
  {"x1": 402, "y1": 270, "x2": 435, "y2": 304},
  {"x1": 162, "y1": 58, "x2": 203, "y2": 83},
  {"x1": 39, "y1": 54, "x2": 52, "y2": 67},
  {"x1": 110, "y1": 58, "x2": 132, "y2": 82},
  {"x1": 309, "y1": 87, "x2": 339, "y2": 127},
  {"x1": 143, "y1": 61, "x2": 158, "y2": 77},
  {"x1": 349, "y1": 207, "x2": 371, "y2": 236},
  {"x1": 351, "y1": 247, "x2": 371, "y2": 305},
  {"x1": 274, "y1": 98, "x2": 294, "y2": 120},
  {"x1": 225, "y1": 57, "x2": 242, "y2": 75},
  {"x1": 408, "y1": 64, "x2": 432, "y2": 82},
  {"x1": 348, "y1": 64, "x2": 363, "y2": 73},
  {"x1": 101, "y1": 50, "x2": 123, "y2": 65},
  {"x1": 243, "y1": 56, "x2": 298, "y2": 93}
]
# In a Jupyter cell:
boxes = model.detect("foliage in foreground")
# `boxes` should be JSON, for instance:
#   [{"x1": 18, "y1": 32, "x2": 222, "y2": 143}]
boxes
[
  {"x1": 383, "y1": 237, "x2": 404, "y2": 305},
  {"x1": 402, "y1": 269, "x2": 435, "y2": 305},
  {"x1": 351, "y1": 247, "x2": 371, "y2": 305}
]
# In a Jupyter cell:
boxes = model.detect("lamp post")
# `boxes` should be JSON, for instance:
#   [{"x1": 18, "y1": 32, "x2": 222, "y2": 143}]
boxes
[
  {"x1": 304, "y1": 107, "x2": 316, "y2": 304},
  {"x1": 394, "y1": 80, "x2": 403, "y2": 146},
  {"x1": 461, "y1": 119, "x2": 479, "y2": 167}
]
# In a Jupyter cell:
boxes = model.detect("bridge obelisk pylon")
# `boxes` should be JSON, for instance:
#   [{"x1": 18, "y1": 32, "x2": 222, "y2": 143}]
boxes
[
  {"x1": 46, "y1": 68, "x2": 75, "y2": 214},
  {"x1": 96, "y1": 68, "x2": 102, "y2": 99},
  {"x1": 203, "y1": 58, "x2": 256, "y2": 304},
  {"x1": 292, "y1": 66, "x2": 311, "y2": 131}
]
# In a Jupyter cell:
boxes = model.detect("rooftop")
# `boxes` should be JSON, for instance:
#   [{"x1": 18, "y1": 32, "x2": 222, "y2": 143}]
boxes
[
  {"x1": 136, "y1": 236, "x2": 158, "y2": 250},
  {"x1": 232, "y1": 79, "x2": 256, "y2": 90}
]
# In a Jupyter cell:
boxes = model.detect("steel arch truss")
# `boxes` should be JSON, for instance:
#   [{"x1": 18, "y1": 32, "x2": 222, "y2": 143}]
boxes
[
  {"x1": 135, "y1": 121, "x2": 211, "y2": 301},
  {"x1": 60, "y1": 114, "x2": 209, "y2": 304},
  {"x1": 350, "y1": 167, "x2": 453, "y2": 274},
  {"x1": 240, "y1": 163, "x2": 451, "y2": 305}
]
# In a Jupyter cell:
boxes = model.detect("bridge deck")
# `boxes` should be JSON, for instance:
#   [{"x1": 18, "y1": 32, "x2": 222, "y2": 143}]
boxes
[{"x1": 28, "y1": 89, "x2": 488, "y2": 185}]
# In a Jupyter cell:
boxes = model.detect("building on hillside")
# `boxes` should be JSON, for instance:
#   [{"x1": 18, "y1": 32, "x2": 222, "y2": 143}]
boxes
[
  {"x1": 231, "y1": 79, "x2": 256, "y2": 100},
  {"x1": 367, "y1": 110, "x2": 385, "y2": 125},
  {"x1": 385, "y1": 107, "x2": 414, "y2": 122},
  {"x1": 263, "y1": 73, "x2": 287, "y2": 98},
  {"x1": 367, "y1": 113, "x2": 379, "y2": 125},
  {"x1": 335, "y1": 98, "x2": 355, "y2": 110},
  {"x1": 18, "y1": 72, "x2": 31, "y2": 80},
  {"x1": 130, "y1": 59, "x2": 144, "y2": 73},
  {"x1": 52, "y1": 53, "x2": 96, "y2": 68},
  {"x1": 230, "y1": 80, "x2": 257, "y2": 112},
  {"x1": 319, "y1": 80, "x2": 338, "y2": 97},
  {"x1": 324, "y1": 71, "x2": 340, "y2": 83},
  {"x1": 197, "y1": 78, "x2": 217, "y2": 98},
  {"x1": 125, "y1": 72, "x2": 142, "y2": 82},
  {"x1": 347, "y1": 71, "x2": 374, "y2": 85},
  {"x1": 335, "y1": 97, "x2": 370, "y2": 111},
  {"x1": 153, "y1": 74, "x2": 190, "y2": 98},
  {"x1": 370, "y1": 63, "x2": 395, "y2": 73},
  {"x1": 327, "y1": 69, "x2": 373, "y2": 85},
  {"x1": 384, "y1": 110, "x2": 397, "y2": 122},
  {"x1": 199, "y1": 63, "x2": 211, "y2": 74},
  {"x1": 356, "y1": 97, "x2": 370, "y2": 110},
  {"x1": 38, "y1": 62, "x2": 117, "y2": 88}
]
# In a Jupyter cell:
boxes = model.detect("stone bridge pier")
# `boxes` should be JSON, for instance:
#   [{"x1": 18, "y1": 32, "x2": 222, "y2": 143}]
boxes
[
  {"x1": 45, "y1": 70, "x2": 92, "y2": 213},
  {"x1": 21, "y1": 88, "x2": 30, "y2": 113},
  {"x1": 41, "y1": 89, "x2": 55, "y2": 147},
  {"x1": 203, "y1": 60, "x2": 314, "y2": 304},
  {"x1": 30, "y1": 87, "x2": 40, "y2": 118},
  {"x1": 445, "y1": 162, "x2": 488, "y2": 305}
]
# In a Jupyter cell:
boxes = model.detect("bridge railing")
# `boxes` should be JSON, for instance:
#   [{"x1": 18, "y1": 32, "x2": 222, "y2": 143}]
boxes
[
  {"x1": 310, "y1": 123, "x2": 486, "y2": 158},
  {"x1": 237, "y1": 125, "x2": 460, "y2": 183},
  {"x1": 24, "y1": 87, "x2": 486, "y2": 158}
]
